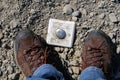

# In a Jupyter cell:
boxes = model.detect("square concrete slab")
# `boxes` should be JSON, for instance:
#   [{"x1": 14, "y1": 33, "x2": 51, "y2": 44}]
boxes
[{"x1": 46, "y1": 18, "x2": 75, "y2": 47}]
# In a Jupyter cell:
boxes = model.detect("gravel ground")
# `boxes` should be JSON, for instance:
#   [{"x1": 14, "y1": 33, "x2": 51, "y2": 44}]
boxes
[{"x1": 0, "y1": 0, "x2": 120, "y2": 80}]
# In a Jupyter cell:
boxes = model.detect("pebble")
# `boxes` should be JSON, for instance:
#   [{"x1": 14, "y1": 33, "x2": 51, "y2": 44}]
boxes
[
  {"x1": 27, "y1": 15, "x2": 37, "y2": 24},
  {"x1": 72, "y1": 11, "x2": 81, "y2": 17},
  {"x1": 98, "y1": 1, "x2": 106, "y2": 8},
  {"x1": 8, "y1": 73, "x2": 19, "y2": 79},
  {"x1": 72, "y1": 74, "x2": 78, "y2": 79},
  {"x1": 1, "y1": 66, "x2": 6, "y2": 72},
  {"x1": 64, "y1": 48, "x2": 69, "y2": 53},
  {"x1": 89, "y1": 12, "x2": 95, "y2": 18},
  {"x1": 98, "y1": 13, "x2": 105, "y2": 19},
  {"x1": 10, "y1": 19, "x2": 21, "y2": 29},
  {"x1": 117, "y1": 46, "x2": 120, "y2": 54},
  {"x1": 79, "y1": 8, "x2": 87, "y2": 16},
  {"x1": 60, "y1": 47, "x2": 64, "y2": 52},
  {"x1": 92, "y1": 0, "x2": 96, "y2": 3},
  {"x1": 111, "y1": 0, "x2": 116, "y2": 2},
  {"x1": 60, "y1": 53, "x2": 67, "y2": 60},
  {"x1": 10, "y1": 41, "x2": 13, "y2": 48},
  {"x1": 7, "y1": 50, "x2": 13, "y2": 60},
  {"x1": 69, "y1": 60, "x2": 77, "y2": 66},
  {"x1": 71, "y1": 67, "x2": 80, "y2": 74},
  {"x1": 72, "y1": 16, "x2": 78, "y2": 21},
  {"x1": 109, "y1": 13, "x2": 118, "y2": 23},
  {"x1": 111, "y1": 0, "x2": 120, "y2": 2},
  {"x1": 112, "y1": 38, "x2": 116, "y2": 43},
  {"x1": 2, "y1": 43, "x2": 7, "y2": 48},
  {"x1": 0, "y1": 32, "x2": 3, "y2": 39},
  {"x1": 55, "y1": 47, "x2": 61, "y2": 52},
  {"x1": 34, "y1": 0, "x2": 41, "y2": 2},
  {"x1": 63, "y1": 5, "x2": 73, "y2": 15},
  {"x1": 30, "y1": 9, "x2": 36, "y2": 15},
  {"x1": 65, "y1": 0, "x2": 70, "y2": 4},
  {"x1": 74, "y1": 50, "x2": 81, "y2": 57},
  {"x1": 108, "y1": 33, "x2": 115, "y2": 39},
  {"x1": 7, "y1": 65, "x2": 14, "y2": 74},
  {"x1": 68, "y1": 67, "x2": 73, "y2": 74}
]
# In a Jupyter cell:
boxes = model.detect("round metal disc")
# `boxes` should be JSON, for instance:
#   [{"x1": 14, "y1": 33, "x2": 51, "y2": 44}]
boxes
[{"x1": 56, "y1": 29, "x2": 66, "y2": 39}]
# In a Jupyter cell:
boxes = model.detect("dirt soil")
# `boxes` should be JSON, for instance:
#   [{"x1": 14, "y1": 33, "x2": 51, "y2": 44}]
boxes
[{"x1": 0, "y1": 0, "x2": 120, "y2": 80}]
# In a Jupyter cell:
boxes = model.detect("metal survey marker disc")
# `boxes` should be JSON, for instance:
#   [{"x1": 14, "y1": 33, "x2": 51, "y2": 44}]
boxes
[{"x1": 56, "y1": 29, "x2": 66, "y2": 39}]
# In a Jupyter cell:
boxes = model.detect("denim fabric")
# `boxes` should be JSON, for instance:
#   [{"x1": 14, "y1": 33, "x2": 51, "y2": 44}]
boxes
[
  {"x1": 26, "y1": 65, "x2": 106, "y2": 80},
  {"x1": 26, "y1": 64, "x2": 64, "y2": 80},
  {"x1": 78, "y1": 66, "x2": 106, "y2": 80}
]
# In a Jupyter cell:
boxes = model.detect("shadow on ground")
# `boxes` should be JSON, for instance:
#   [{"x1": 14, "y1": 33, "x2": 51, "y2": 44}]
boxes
[{"x1": 47, "y1": 45, "x2": 74, "y2": 80}]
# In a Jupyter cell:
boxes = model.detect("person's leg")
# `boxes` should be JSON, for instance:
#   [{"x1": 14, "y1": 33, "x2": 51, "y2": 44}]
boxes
[
  {"x1": 78, "y1": 66, "x2": 106, "y2": 80},
  {"x1": 26, "y1": 64, "x2": 64, "y2": 80}
]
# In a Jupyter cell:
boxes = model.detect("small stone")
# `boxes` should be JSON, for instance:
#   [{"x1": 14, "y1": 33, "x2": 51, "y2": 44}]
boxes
[
  {"x1": 71, "y1": 67, "x2": 80, "y2": 74},
  {"x1": 118, "y1": 16, "x2": 120, "y2": 22},
  {"x1": 1, "y1": 66, "x2": 6, "y2": 72},
  {"x1": 72, "y1": 16, "x2": 78, "y2": 21},
  {"x1": 98, "y1": 13, "x2": 105, "y2": 19},
  {"x1": 108, "y1": 33, "x2": 116, "y2": 39},
  {"x1": 68, "y1": 67, "x2": 73, "y2": 74},
  {"x1": 111, "y1": 0, "x2": 116, "y2": 2},
  {"x1": 74, "y1": 50, "x2": 81, "y2": 58},
  {"x1": 10, "y1": 19, "x2": 21, "y2": 29},
  {"x1": 8, "y1": 73, "x2": 20, "y2": 79},
  {"x1": 27, "y1": 15, "x2": 37, "y2": 24},
  {"x1": 72, "y1": 11, "x2": 81, "y2": 17},
  {"x1": 64, "y1": 48, "x2": 69, "y2": 53},
  {"x1": 92, "y1": 0, "x2": 96, "y2": 3},
  {"x1": 34, "y1": 0, "x2": 41, "y2": 2},
  {"x1": 113, "y1": 28, "x2": 118, "y2": 32},
  {"x1": 69, "y1": 60, "x2": 77, "y2": 66},
  {"x1": 60, "y1": 47, "x2": 64, "y2": 52},
  {"x1": 60, "y1": 53, "x2": 67, "y2": 60},
  {"x1": 55, "y1": 47, "x2": 61, "y2": 52},
  {"x1": 79, "y1": 8, "x2": 87, "y2": 16},
  {"x1": 98, "y1": 1, "x2": 106, "y2": 8},
  {"x1": 63, "y1": 5, "x2": 73, "y2": 15},
  {"x1": 65, "y1": 0, "x2": 70, "y2": 4},
  {"x1": 30, "y1": 9, "x2": 36, "y2": 15},
  {"x1": 0, "y1": 32, "x2": 3, "y2": 39},
  {"x1": 2, "y1": 43, "x2": 7, "y2": 48},
  {"x1": 81, "y1": 22, "x2": 89, "y2": 29},
  {"x1": 111, "y1": 0, "x2": 120, "y2": 2},
  {"x1": 10, "y1": 41, "x2": 14, "y2": 48},
  {"x1": 112, "y1": 38, "x2": 116, "y2": 43},
  {"x1": 7, "y1": 65, "x2": 14, "y2": 74},
  {"x1": 117, "y1": 46, "x2": 120, "y2": 54},
  {"x1": 89, "y1": 12, "x2": 95, "y2": 18},
  {"x1": 109, "y1": 13, "x2": 118, "y2": 23}
]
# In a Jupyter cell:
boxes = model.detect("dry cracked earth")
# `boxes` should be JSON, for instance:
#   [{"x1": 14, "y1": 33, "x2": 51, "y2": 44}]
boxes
[{"x1": 0, "y1": 0, "x2": 120, "y2": 80}]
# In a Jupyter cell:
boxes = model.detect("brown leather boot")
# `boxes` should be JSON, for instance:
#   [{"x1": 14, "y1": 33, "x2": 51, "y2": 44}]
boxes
[
  {"x1": 81, "y1": 30, "x2": 112, "y2": 74},
  {"x1": 14, "y1": 29, "x2": 50, "y2": 77}
]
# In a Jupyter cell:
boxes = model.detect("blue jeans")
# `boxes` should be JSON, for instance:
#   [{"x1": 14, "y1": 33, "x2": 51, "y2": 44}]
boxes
[{"x1": 26, "y1": 64, "x2": 106, "y2": 80}]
